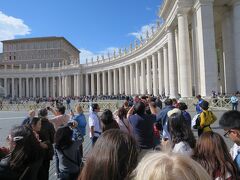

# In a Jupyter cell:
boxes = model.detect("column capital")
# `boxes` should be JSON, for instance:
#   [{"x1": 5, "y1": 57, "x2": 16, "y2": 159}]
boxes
[{"x1": 194, "y1": 0, "x2": 214, "y2": 11}]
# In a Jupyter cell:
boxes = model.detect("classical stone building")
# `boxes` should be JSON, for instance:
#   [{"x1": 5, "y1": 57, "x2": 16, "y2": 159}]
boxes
[{"x1": 0, "y1": 0, "x2": 239, "y2": 98}]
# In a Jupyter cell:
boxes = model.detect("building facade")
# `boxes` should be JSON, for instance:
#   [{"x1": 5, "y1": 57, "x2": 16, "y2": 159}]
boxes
[{"x1": 0, "y1": 0, "x2": 239, "y2": 98}]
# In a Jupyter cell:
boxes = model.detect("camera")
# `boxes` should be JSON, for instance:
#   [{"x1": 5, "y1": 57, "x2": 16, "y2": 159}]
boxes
[{"x1": 46, "y1": 106, "x2": 51, "y2": 110}]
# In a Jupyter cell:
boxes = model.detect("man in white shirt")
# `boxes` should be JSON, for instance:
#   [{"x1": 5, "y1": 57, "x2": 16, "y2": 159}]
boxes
[
  {"x1": 89, "y1": 103, "x2": 102, "y2": 146},
  {"x1": 219, "y1": 111, "x2": 240, "y2": 176},
  {"x1": 230, "y1": 94, "x2": 239, "y2": 111}
]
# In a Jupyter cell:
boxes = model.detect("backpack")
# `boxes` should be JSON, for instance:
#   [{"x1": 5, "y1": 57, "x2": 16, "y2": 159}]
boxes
[
  {"x1": 192, "y1": 114, "x2": 201, "y2": 129},
  {"x1": 192, "y1": 111, "x2": 215, "y2": 129}
]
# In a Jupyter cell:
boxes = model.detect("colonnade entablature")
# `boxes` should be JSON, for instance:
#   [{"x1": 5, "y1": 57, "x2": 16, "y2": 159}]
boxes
[{"x1": 1, "y1": 0, "x2": 240, "y2": 98}]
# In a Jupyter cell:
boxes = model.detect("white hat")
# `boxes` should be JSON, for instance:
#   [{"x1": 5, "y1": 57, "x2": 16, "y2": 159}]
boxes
[{"x1": 167, "y1": 108, "x2": 181, "y2": 117}]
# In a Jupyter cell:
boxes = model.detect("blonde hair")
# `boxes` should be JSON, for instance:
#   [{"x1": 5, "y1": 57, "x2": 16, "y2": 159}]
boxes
[
  {"x1": 75, "y1": 104, "x2": 83, "y2": 113},
  {"x1": 132, "y1": 152, "x2": 211, "y2": 180},
  {"x1": 28, "y1": 110, "x2": 35, "y2": 117}
]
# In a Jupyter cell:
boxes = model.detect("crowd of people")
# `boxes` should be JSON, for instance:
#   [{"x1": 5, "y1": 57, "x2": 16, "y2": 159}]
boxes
[{"x1": 0, "y1": 94, "x2": 240, "y2": 180}]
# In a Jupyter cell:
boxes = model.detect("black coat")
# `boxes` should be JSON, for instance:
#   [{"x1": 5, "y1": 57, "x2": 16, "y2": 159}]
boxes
[{"x1": 39, "y1": 117, "x2": 55, "y2": 160}]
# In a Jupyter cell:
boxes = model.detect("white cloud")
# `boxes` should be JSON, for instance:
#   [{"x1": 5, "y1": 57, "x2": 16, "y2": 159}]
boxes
[
  {"x1": 0, "y1": 11, "x2": 31, "y2": 52},
  {"x1": 79, "y1": 47, "x2": 118, "y2": 64},
  {"x1": 128, "y1": 23, "x2": 156, "y2": 40}
]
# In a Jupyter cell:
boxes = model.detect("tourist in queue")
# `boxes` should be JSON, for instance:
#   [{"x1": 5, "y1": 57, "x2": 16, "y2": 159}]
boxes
[
  {"x1": 70, "y1": 104, "x2": 87, "y2": 157},
  {"x1": 198, "y1": 100, "x2": 217, "y2": 136},
  {"x1": 100, "y1": 109, "x2": 119, "y2": 132},
  {"x1": 0, "y1": 125, "x2": 44, "y2": 179},
  {"x1": 88, "y1": 103, "x2": 102, "y2": 146},
  {"x1": 194, "y1": 94, "x2": 203, "y2": 114},
  {"x1": 55, "y1": 125, "x2": 82, "y2": 180},
  {"x1": 37, "y1": 108, "x2": 55, "y2": 180},
  {"x1": 114, "y1": 107, "x2": 132, "y2": 134},
  {"x1": 48, "y1": 105, "x2": 70, "y2": 130},
  {"x1": 79, "y1": 129, "x2": 138, "y2": 180},
  {"x1": 131, "y1": 152, "x2": 211, "y2": 180},
  {"x1": 192, "y1": 132, "x2": 237, "y2": 179},
  {"x1": 178, "y1": 102, "x2": 191, "y2": 128},
  {"x1": 164, "y1": 109, "x2": 196, "y2": 156},
  {"x1": 156, "y1": 99, "x2": 175, "y2": 140},
  {"x1": 21, "y1": 109, "x2": 35, "y2": 125},
  {"x1": 219, "y1": 110, "x2": 240, "y2": 176},
  {"x1": 128, "y1": 101, "x2": 156, "y2": 157}
]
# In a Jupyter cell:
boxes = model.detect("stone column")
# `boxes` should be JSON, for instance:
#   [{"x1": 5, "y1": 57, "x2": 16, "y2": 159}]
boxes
[
  {"x1": 62, "y1": 76, "x2": 65, "y2": 97},
  {"x1": 11, "y1": 78, "x2": 15, "y2": 98},
  {"x1": 163, "y1": 46, "x2": 169, "y2": 96},
  {"x1": 58, "y1": 76, "x2": 61, "y2": 97},
  {"x1": 19, "y1": 78, "x2": 22, "y2": 98},
  {"x1": 194, "y1": 1, "x2": 218, "y2": 96},
  {"x1": 119, "y1": 67, "x2": 124, "y2": 94},
  {"x1": 46, "y1": 77, "x2": 49, "y2": 97},
  {"x1": 124, "y1": 66, "x2": 130, "y2": 95},
  {"x1": 146, "y1": 57, "x2": 152, "y2": 94},
  {"x1": 152, "y1": 54, "x2": 158, "y2": 96},
  {"x1": 86, "y1": 74, "x2": 89, "y2": 96},
  {"x1": 79, "y1": 74, "x2": 83, "y2": 95},
  {"x1": 135, "y1": 62, "x2": 140, "y2": 95},
  {"x1": 4, "y1": 78, "x2": 7, "y2": 97},
  {"x1": 141, "y1": 59, "x2": 146, "y2": 94},
  {"x1": 73, "y1": 75, "x2": 76, "y2": 96},
  {"x1": 33, "y1": 77, "x2": 36, "y2": 97},
  {"x1": 64, "y1": 76, "x2": 68, "y2": 96},
  {"x1": 53, "y1": 77, "x2": 56, "y2": 98},
  {"x1": 39, "y1": 77, "x2": 43, "y2": 97},
  {"x1": 113, "y1": 69, "x2": 118, "y2": 95},
  {"x1": 232, "y1": 0, "x2": 240, "y2": 90},
  {"x1": 108, "y1": 70, "x2": 113, "y2": 95},
  {"x1": 97, "y1": 72, "x2": 101, "y2": 95},
  {"x1": 26, "y1": 77, "x2": 29, "y2": 97},
  {"x1": 130, "y1": 64, "x2": 134, "y2": 95},
  {"x1": 168, "y1": 27, "x2": 178, "y2": 98},
  {"x1": 222, "y1": 11, "x2": 234, "y2": 93},
  {"x1": 178, "y1": 9, "x2": 193, "y2": 97},
  {"x1": 102, "y1": 71, "x2": 107, "y2": 95},
  {"x1": 77, "y1": 74, "x2": 80, "y2": 96},
  {"x1": 91, "y1": 73, "x2": 95, "y2": 96}
]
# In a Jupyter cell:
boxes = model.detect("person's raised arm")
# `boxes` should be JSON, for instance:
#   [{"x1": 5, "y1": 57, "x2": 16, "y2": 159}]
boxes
[{"x1": 127, "y1": 106, "x2": 134, "y2": 119}]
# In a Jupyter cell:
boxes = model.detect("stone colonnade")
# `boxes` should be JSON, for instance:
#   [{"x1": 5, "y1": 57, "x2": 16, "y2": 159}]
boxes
[
  {"x1": 1, "y1": 0, "x2": 240, "y2": 98},
  {"x1": 1, "y1": 74, "x2": 84, "y2": 98}
]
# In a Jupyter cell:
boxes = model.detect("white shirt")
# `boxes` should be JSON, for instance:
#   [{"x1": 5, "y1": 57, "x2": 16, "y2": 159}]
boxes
[
  {"x1": 230, "y1": 143, "x2": 240, "y2": 160},
  {"x1": 88, "y1": 112, "x2": 102, "y2": 138},
  {"x1": 172, "y1": 141, "x2": 193, "y2": 156}
]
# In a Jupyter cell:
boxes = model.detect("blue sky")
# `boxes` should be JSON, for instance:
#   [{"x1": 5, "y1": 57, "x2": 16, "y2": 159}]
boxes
[{"x1": 0, "y1": 0, "x2": 163, "y2": 63}]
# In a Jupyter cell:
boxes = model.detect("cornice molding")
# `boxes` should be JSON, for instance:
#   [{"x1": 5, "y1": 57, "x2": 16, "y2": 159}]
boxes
[{"x1": 194, "y1": 0, "x2": 214, "y2": 11}]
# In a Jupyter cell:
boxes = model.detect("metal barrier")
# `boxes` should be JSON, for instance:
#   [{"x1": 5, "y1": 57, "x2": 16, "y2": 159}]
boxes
[
  {"x1": 0, "y1": 98, "x2": 233, "y2": 112},
  {"x1": 0, "y1": 100, "x2": 124, "y2": 112},
  {"x1": 179, "y1": 97, "x2": 232, "y2": 111}
]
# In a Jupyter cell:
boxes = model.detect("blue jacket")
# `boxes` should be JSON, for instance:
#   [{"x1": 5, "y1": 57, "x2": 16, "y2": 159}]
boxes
[
  {"x1": 196, "y1": 99, "x2": 203, "y2": 114},
  {"x1": 72, "y1": 113, "x2": 87, "y2": 136},
  {"x1": 156, "y1": 105, "x2": 174, "y2": 139}
]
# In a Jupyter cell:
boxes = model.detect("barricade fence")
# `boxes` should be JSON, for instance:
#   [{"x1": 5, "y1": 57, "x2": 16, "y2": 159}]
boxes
[
  {"x1": 0, "y1": 98, "x2": 232, "y2": 112},
  {"x1": 0, "y1": 100, "x2": 124, "y2": 112}
]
